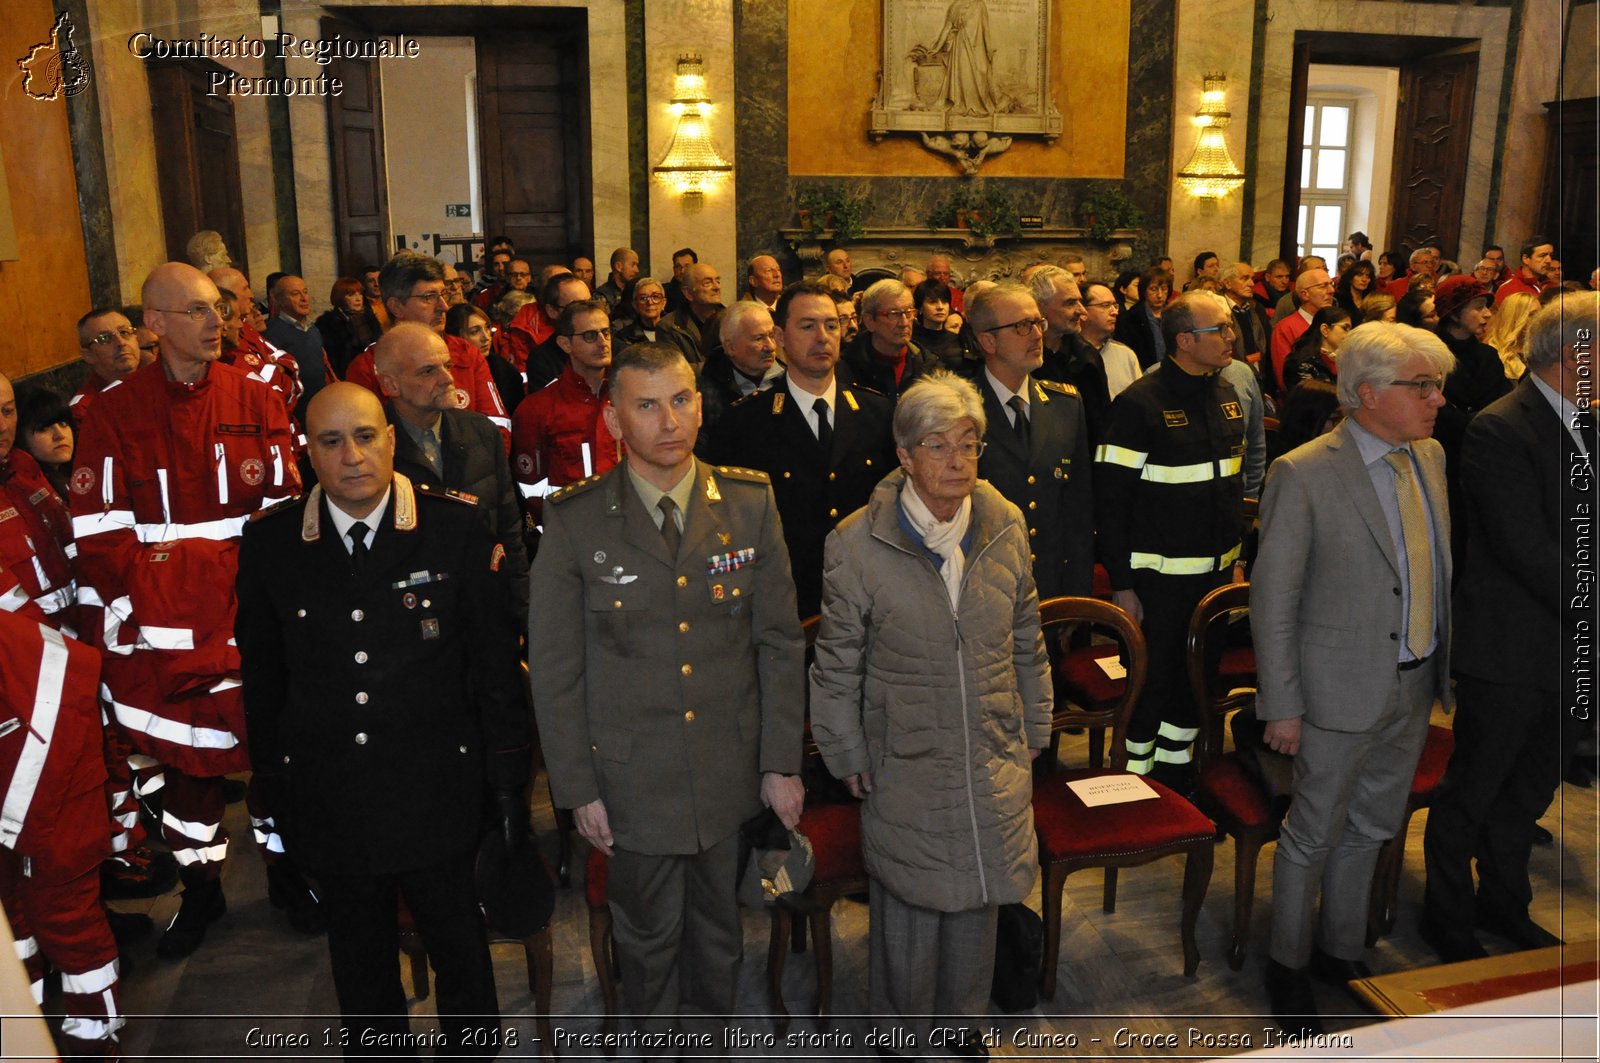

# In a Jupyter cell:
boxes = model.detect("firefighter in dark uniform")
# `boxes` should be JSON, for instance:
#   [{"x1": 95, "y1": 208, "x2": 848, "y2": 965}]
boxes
[
  {"x1": 237, "y1": 383, "x2": 530, "y2": 1057},
  {"x1": 967, "y1": 283, "x2": 1095, "y2": 599},
  {"x1": 1095, "y1": 293, "x2": 1248, "y2": 786},
  {"x1": 531, "y1": 342, "x2": 804, "y2": 1035},
  {"x1": 709, "y1": 281, "x2": 896, "y2": 619}
]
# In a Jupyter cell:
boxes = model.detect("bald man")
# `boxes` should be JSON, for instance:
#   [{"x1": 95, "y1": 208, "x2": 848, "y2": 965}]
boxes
[
  {"x1": 70, "y1": 262, "x2": 316, "y2": 959},
  {"x1": 746, "y1": 254, "x2": 784, "y2": 310},
  {"x1": 238, "y1": 382, "x2": 528, "y2": 1054},
  {"x1": 374, "y1": 324, "x2": 528, "y2": 613}
]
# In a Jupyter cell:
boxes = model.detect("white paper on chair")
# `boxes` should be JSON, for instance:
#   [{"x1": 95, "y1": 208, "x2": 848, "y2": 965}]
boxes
[
  {"x1": 1067, "y1": 774, "x2": 1160, "y2": 807},
  {"x1": 1095, "y1": 656, "x2": 1127, "y2": 680}
]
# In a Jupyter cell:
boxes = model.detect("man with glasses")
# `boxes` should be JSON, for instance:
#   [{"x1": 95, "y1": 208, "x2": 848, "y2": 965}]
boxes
[
  {"x1": 1253, "y1": 323, "x2": 1456, "y2": 1036},
  {"x1": 69, "y1": 262, "x2": 303, "y2": 960},
  {"x1": 1080, "y1": 282, "x2": 1143, "y2": 400},
  {"x1": 344, "y1": 251, "x2": 511, "y2": 450},
  {"x1": 710, "y1": 281, "x2": 895, "y2": 619},
  {"x1": 523, "y1": 273, "x2": 596, "y2": 393},
  {"x1": 512, "y1": 299, "x2": 622, "y2": 532},
  {"x1": 840, "y1": 279, "x2": 930, "y2": 402},
  {"x1": 69, "y1": 308, "x2": 143, "y2": 423},
  {"x1": 1270, "y1": 266, "x2": 1335, "y2": 393},
  {"x1": 1095, "y1": 292, "x2": 1250, "y2": 786},
  {"x1": 968, "y1": 283, "x2": 1094, "y2": 600}
]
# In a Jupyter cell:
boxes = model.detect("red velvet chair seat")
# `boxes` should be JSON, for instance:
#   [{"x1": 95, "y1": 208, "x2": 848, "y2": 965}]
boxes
[
  {"x1": 1217, "y1": 645, "x2": 1256, "y2": 682},
  {"x1": 797, "y1": 801, "x2": 865, "y2": 884},
  {"x1": 1410, "y1": 725, "x2": 1454, "y2": 797},
  {"x1": 1033, "y1": 769, "x2": 1216, "y2": 861},
  {"x1": 1091, "y1": 564, "x2": 1113, "y2": 599},
  {"x1": 1196, "y1": 753, "x2": 1278, "y2": 831},
  {"x1": 585, "y1": 847, "x2": 609, "y2": 910},
  {"x1": 1057, "y1": 645, "x2": 1126, "y2": 707}
]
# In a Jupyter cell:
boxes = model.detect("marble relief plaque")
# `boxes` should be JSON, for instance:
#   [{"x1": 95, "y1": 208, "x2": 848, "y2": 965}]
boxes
[{"x1": 870, "y1": 0, "x2": 1062, "y2": 174}]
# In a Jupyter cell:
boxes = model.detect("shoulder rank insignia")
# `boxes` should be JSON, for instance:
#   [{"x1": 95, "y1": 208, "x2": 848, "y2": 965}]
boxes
[
  {"x1": 714, "y1": 465, "x2": 773, "y2": 486},
  {"x1": 772, "y1": 391, "x2": 786, "y2": 415},
  {"x1": 1220, "y1": 401, "x2": 1243, "y2": 420},
  {"x1": 434, "y1": 488, "x2": 479, "y2": 505},
  {"x1": 1038, "y1": 379, "x2": 1076, "y2": 397},
  {"x1": 842, "y1": 389, "x2": 860, "y2": 412},
  {"x1": 392, "y1": 474, "x2": 418, "y2": 531},
  {"x1": 549, "y1": 474, "x2": 603, "y2": 505},
  {"x1": 249, "y1": 496, "x2": 300, "y2": 522}
]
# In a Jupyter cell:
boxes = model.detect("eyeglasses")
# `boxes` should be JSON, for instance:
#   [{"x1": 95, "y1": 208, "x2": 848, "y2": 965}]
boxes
[
  {"x1": 88, "y1": 326, "x2": 139, "y2": 347},
  {"x1": 877, "y1": 308, "x2": 917, "y2": 321},
  {"x1": 1385, "y1": 377, "x2": 1444, "y2": 398},
  {"x1": 984, "y1": 317, "x2": 1047, "y2": 336},
  {"x1": 407, "y1": 291, "x2": 450, "y2": 306},
  {"x1": 635, "y1": 293, "x2": 666, "y2": 304},
  {"x1": 1187, "y1": 323, "x2": 1237, "y2": 336},
  {"x1": 917, "y1": 438, "x2": 987, "y2": 461},
  {"x1": 1082, "y1": 300, "x2": 1118, "y2": 310},
  {"x1": 1302, "y1": 280, "x2": 1333, "y2": 292},
  {"x1": 150, "y1": 302, "x2": 228, "y2": 323},
  {"x1": 563, "y1": 328, "x2": 612, "y2": 345},
  {"x1": 139, "y1": 342, "x2": 160, "y2": 354}
]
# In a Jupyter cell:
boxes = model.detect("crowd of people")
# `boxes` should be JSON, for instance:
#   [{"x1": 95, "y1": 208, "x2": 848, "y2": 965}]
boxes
[{"x1": 0, "y1": 224, "x2": 1592, "y2": 1058}]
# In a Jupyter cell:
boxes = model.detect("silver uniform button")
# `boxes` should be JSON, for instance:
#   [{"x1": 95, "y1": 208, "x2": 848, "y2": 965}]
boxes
[
  {"x1": 351, "y1": 609, "x2": 364, "y2": 621},
  {"x1": 459, "y1": 745, "x2": 468, "y2": 754},
  {"x1": 296, "y1": 609, "x2": 306, "y2": 618},
  {"x1": 355, "y1": 692, "x2": 369, "y2": 704},
  {"x1": 282, "y1": 755, "x2": 290, "y2": 765},
  {"x1": 354, "y1": 651, "x2": 368, "y2": 664},
  {"x1": 354, "y1": 733, "x2": 368, "y2": 745}
]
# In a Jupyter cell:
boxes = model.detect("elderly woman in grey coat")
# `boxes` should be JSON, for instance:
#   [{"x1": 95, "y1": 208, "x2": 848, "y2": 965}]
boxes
[{"x1": 810, "y1": 370, "x2": 1052, "y2": 1051}]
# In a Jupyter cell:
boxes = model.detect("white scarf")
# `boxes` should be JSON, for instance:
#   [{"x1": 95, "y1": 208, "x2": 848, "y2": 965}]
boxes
[{"x1": 900, "y1": 479, "x2": 972, "y2": 607}]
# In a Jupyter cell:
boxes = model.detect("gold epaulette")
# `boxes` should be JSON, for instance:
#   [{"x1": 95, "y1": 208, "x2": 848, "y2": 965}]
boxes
[
  {"x1": 549, "y1": 475, "x2": 604, "y2": 504},
  {"x1": 714, "y1": 465, "x2": 773, "y2": 485},
  {"x1": 249, "y1": 496, "x2": 301, "y2": 522},
  {"x1": 419, "y1": 486, "x2": 479, "y2": 506},
  {"x1": 1038, "y1": 379, "x2": 1078, "y2": 396}
]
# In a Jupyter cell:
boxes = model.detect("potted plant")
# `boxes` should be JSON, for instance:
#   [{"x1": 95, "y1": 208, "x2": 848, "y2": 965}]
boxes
[
  {"x1": 795, "y1": 184, "x2": 867, "y2": 244},
  {"x1": 925, "y1": 182, "x2": 1022, "y2": 240},
  {"x1": 1077, "y1": 183, "x2": 1145, "y2": 241}
]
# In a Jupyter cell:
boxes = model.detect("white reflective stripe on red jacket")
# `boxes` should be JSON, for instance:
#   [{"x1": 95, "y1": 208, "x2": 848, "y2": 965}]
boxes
[
  {"x1": 0, "y1": 627, "x2": 68, "y2": 847},
  {"x1": 101, "y1": 686, "x2": 240, "y2": 752}
]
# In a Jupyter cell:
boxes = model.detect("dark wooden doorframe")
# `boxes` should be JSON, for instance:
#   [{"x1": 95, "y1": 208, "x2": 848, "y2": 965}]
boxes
[
  {"x1": 1388, "y1": 48, "x2": 1479, "y2": 262},
  {"x1": 322, "y1": 15, "x2": 389, "y2": 276},
  {"x1": 1278, "y1": 43, "x2": 1312, "y2": 266},
  {"x1": 147, "y1": 59, "x2": 248, "y2": 275}
]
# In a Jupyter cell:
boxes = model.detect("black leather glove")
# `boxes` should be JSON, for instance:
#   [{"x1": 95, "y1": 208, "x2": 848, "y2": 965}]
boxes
[{"x1": 496, "y1": 788, "x2": 530, "y2": 854}]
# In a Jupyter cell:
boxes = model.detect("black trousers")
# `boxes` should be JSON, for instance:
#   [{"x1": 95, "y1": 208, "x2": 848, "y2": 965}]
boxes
[
  {"x1": 1423, "y1": 677, "x2": 1583, "y2": 926},
  {"x1": 319, "y1": 852, "x2": 500, "y2": 1058},
  {"x1": 1126, "y1": 570, "x2": 1229, "y2": 770}
]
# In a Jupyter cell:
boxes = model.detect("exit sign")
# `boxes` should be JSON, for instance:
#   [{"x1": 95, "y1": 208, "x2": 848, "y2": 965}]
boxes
[{"x1": 445, "y1": 204, "x2": 472, "y2": 218}]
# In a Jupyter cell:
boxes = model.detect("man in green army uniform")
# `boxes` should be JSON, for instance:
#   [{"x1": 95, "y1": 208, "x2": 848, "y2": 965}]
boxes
[{"x1": 530, "y1": 342, "x2": 805, "y2": 1039}]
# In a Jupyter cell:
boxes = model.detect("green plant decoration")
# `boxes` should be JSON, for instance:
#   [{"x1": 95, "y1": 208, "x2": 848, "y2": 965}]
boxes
[
  {"x1": 795, "y1": 185, "x2": 867, "y2": 244},
  {"x1": 1077, "y1": 184, "x2": 1145, "y2": 241},
  {"x1": 924, "y1": 182, "x2": 1023, "y2": 240}
]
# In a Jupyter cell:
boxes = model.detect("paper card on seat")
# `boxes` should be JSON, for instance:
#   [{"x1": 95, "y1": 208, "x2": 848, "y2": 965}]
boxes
[
  {"x1": 1095, "y1": 656, "x2": 1127, "y2": 680},
  {"x1": 1067, "y1": 774, "x2": 1159, "y2": 807}
]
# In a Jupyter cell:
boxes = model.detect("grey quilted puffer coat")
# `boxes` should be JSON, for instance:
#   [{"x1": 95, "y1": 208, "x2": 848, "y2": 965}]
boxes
[{"x1": 809, "y1": 470, "x2": 1053, "y2": 912}]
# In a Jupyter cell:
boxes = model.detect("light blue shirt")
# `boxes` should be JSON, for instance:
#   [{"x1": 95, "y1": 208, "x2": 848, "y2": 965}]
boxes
[{"x1": 1345, "y1": 417, "x2": 1440, "y2": 662}]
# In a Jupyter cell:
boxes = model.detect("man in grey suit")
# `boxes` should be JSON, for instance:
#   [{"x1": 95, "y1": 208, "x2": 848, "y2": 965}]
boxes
[
  {"x1": 1252, "y1": 322, "x2": 1457, "y2": 1036},
  {"x1": 530, "y1": 342, "x2": 805, "y2": 1038}
]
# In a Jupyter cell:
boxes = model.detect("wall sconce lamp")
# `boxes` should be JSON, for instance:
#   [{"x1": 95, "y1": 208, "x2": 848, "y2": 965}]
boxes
[
  {"x1": 652, "y1": 54, "x2": 732, "y2": 203},
  {"x1": 1177, "y1": 73, "x2": 1245, "y2": 199}
]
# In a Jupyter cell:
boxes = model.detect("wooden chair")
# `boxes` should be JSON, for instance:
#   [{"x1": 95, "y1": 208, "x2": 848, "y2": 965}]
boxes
[
  {"x1": 1366, "y1": 723, "x2": 1455, "y2": 944},
  {"x1": 397, "y1": 898, "x2": 555, "y2": 1057},
  {"x1": 584, "y1": 847, "x2": 620, "y2": 1035},
  {"x1": 1031, "y1": 596, "x2": 1216, "y2": 998},
  {"x1": 1186, "y1": 581, "x2": 1285, "y2": 970}
]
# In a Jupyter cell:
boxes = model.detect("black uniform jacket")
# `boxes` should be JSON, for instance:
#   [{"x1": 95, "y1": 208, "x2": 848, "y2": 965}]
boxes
[
  {"x1": 709, "y1": 376, "x2": 896, "y2": 619},
  {"x1": 974, "y1": 373, "x2": 1095, "y2": 599},
  {"x1": 237, "y1": 475, "x2": 530, "y2": 877}
]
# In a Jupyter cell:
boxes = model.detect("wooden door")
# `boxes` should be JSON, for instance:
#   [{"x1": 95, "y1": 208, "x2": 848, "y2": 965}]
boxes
[
  {"x1": 1388, "y1": 50, "x2": 1478, "y2": 261},
  {"x1": 323, "y1": 16, "x2": 389, "y2": 275},
  {"x1": 147, "y1": 60, "x2": 247, "y2": 275},
  {"x1": 476, "y1": 32, "x2": 593, "y2": 269},
  {"x1": 1278, "y1": 43, "x2": 1312, "y2": 266},
  {"x1": 1541, "y1": 96, "x2": 1598, "y2": 279}
]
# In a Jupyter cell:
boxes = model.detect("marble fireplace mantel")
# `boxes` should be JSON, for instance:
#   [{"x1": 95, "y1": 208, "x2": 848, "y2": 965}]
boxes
[{"x1": 781, "y1": 227, "x2": 1139, "y2": 287}]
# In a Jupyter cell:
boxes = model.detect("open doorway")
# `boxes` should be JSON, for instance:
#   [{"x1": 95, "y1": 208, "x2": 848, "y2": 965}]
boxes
[
  {"x1": 1295, "y1": 66, "x2": 1399, "y2": 262},
  {"x1": 380, "y1": 36, "x2": 481, "y2": 267}
]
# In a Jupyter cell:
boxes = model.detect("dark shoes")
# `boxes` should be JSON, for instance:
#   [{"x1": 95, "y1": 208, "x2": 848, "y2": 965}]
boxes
[
  {"x1": 1477, "y1": 909, "x2": 1562, "y2": 951},
  {"x1": 157, "y1": 872, "x2": 226, "y2": 960},
  {"x1": 1309, "y1": 947, "x2": 1372, "y2": 987},
  {"x1": 100, "y1": 844, "x2": 179, "y2": 900},
  {"x1": 104, "y1": 907, "x2": 154, "y2": 946},
  {"x1": 267, "y1": 859, "x2": 328, "y2": 935},
  {"x1": 1419, "y1": 917, "x2": 1489, "y2": 964},
  {"x1": 1264, "y1": 959, "x2": 1324, "y2": 1038}
]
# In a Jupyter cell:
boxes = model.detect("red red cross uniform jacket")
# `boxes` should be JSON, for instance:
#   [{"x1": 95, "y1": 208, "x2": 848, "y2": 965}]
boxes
[
  {"x1": 343, "y1": 333, "x2": 511, "y2": 450},
  {"x1": 510, "y1": 364, "x2": 622, "y2": 524},
  {"x1": 0, "y1": 451, "x2": 79, "y2": 631},
  {"x1": 223, "y1": 323, "x2": 307, "y2": 447},
  {"x1": 67, "y1": 359, "x2": 301, "y2": 777}
]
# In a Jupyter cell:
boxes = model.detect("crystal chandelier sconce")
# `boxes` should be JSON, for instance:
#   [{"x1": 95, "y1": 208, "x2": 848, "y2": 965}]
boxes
[
  {"x1": 652, "y1": 54, "x2": 733, "y2": 202},
  {"x1": 1177, "y1": 73, "x2": 1245, "y2": 199}
]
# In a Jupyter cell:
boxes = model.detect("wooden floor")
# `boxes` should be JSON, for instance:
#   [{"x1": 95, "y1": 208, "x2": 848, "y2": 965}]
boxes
[{"x1": 102, "y1": 707, "x2": 1598, "y2": 1061}]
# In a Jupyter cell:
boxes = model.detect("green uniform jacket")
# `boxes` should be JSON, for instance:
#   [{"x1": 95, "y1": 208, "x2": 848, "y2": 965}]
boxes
[{"x1": 529, "y1": 458, "x2": 805, "y2": 855}]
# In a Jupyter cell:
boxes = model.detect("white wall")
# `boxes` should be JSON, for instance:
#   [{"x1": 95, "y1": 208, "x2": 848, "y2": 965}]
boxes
[
  {"x1": 1308, "y1": 64, "x2": 1399, "y2": 257},
  {"x1": 381, "y1": 37, "x2": 477, "y2": 261}
]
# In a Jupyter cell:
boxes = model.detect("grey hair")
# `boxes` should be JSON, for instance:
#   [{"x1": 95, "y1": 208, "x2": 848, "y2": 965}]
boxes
[
  {"x1": 1335, "y1": 322, "x2": 1457, "y2": 410},
  {"x1": 492, "y1": 289, "x2": 534, "y2": 325},
  {"x1": 861, "y1": 278, "x2": 910, "y2": 319},
  {"x1": 892, "y1": 370, "x2": 987, "y2": 450},
  {"x1": 1524, "y1": 289, "x2": 1599, "y2": 372},
  {"x1": 1025, "y1": 265, "x2": 1071, "y2": 311},
  {"x1": 719, "y1": 298, "x2": 774, "y2": 346},
  {"x1": 632, "y1": 275, "x2": 664, "y2": 297},
  {"x1": 967, "y1": 281, "x2": 1035, "y2": 334}
]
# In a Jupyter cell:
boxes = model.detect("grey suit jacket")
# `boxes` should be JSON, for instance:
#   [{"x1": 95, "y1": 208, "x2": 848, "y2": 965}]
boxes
[
  {"x1": 528, "y1": 458, "x2": 804, "y2": 855},
  {"x1": 1251, "y1": 418, "x2": 1452, "y2": 731}
]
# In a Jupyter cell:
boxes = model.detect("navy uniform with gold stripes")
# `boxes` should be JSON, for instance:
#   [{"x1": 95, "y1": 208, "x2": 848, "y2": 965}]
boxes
[
  {"x1": 708, "y1": 377, "x2": 896, "y2": 619},
  {"x1": 974, "y1": 374, "x2": 1095, "y2": 599},
  {"x1": 1094, "y1": 355, "x2": 1247, "y2": 778}
]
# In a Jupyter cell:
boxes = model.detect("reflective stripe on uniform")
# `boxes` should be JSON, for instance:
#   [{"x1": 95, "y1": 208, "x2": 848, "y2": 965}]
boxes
[
  {"x1": 60, "y1": 959, "x2": 118, "y2": 995},
  {"x1": 1096, "y1": 444, "x2": 1148, "y2": 470},
  {"x1": 0, "y1": 628, "x2": 69, "y2": 847},
  {"x1": 517, "y1": 478, "x2": 555, "y2": 500},
  {"x1": 1128, "y1": 543, "x2": 1242, "y2": 575},
  {"x1": 170, "y1": 841, "x2": 228, "y2": 866},
  {"x1": 33, "y1": 584, "x2": 76, "y2": 615},
  {"x1": 139, "y1": 626, "x2": 194, "y2": 651},
  {"x1": 14, "y1": 936, "x2": 38, "y2": 960},
  {"x1": 162, "y1": 810, "x2": 221, "y2": 843},
  {"x1": 1153, "y1": 746, "x2": 1194, "y2": 765},
  {"x1": 1157, "y1": 722, "x2": 1200, "y2": 743},
  {"x1": 103, "y1": 687, "x2": 240, "y2": 752},
  {"x1": 1139, "y1": 454, "x2": 1245, "y2": 485}
]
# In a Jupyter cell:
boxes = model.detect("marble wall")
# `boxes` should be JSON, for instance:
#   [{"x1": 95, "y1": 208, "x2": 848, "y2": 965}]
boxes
[
  {"x1": 737, "y1": 0, "x2": 1175, "y2": 283},
  {"x1": 1493, "y1": 0, "x2": 1566, "y2": 255}
]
